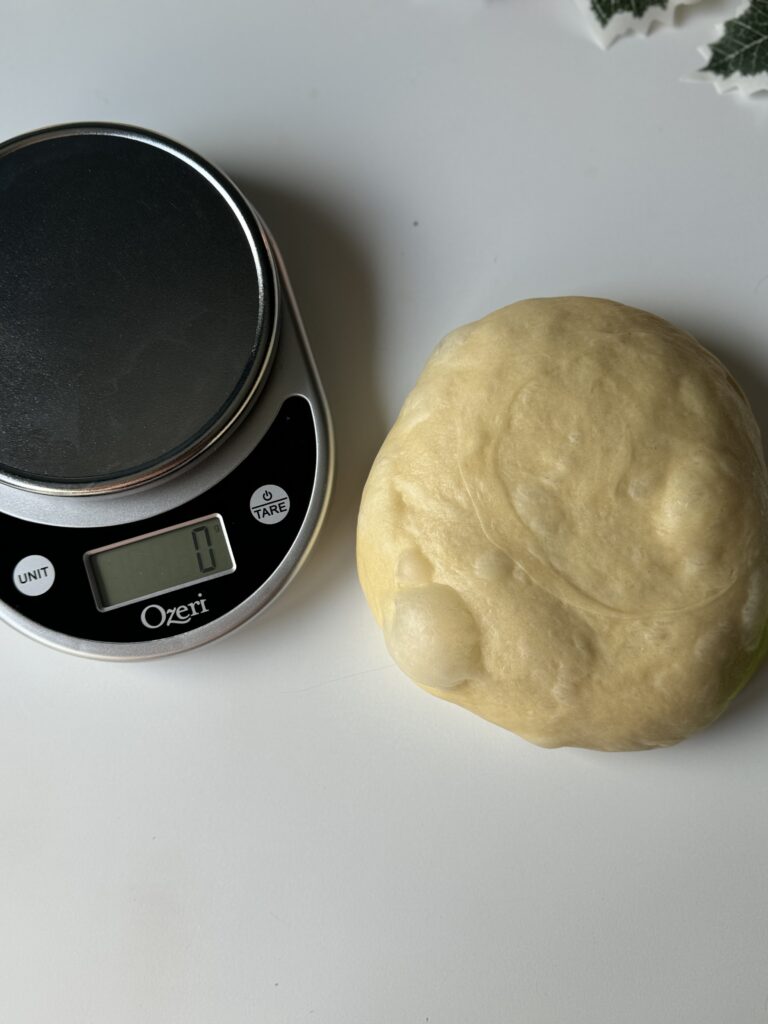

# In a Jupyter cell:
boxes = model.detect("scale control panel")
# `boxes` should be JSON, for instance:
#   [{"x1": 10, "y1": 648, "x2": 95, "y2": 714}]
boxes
[{"x1": 0, "y1": 397, "x2": 316, "y2": 644}]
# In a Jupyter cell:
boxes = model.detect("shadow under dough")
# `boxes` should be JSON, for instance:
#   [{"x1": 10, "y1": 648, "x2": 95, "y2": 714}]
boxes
[{"x1": 223, "y1": 177, "x2": 387, "y2": 631}]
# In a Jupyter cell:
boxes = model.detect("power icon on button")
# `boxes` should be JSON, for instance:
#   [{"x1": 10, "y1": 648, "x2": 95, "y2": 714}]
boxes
[{"x1": 250, "y1": 485, "x2": 291, "y2": 524}]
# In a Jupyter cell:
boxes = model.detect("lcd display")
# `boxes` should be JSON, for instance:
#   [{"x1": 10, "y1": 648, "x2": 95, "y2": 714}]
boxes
[{"x1": 86, "y1": 515, "x2": 235, "y2": 610}]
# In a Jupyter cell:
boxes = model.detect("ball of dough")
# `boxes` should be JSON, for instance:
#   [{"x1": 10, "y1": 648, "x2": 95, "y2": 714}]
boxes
[{"x1": 357, "y1": 297, "x2": 768, "y2": 750}]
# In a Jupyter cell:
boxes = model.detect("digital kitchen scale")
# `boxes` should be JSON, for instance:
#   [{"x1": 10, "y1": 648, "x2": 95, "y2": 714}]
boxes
[{"x1": 0, "y1": 123, "x2": 333, "y2": 659}]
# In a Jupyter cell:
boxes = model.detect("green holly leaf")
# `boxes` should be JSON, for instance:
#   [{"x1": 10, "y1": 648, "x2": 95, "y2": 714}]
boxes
[
  {"x1": 591, "y1": 0, "x2": 669, "y2": 27},
  {"x1": 697, "y1": 1, "x2": 768, "y2": 94},
  {"x1": 575, "y1": 0, "x2": 701, "y2": 47}
]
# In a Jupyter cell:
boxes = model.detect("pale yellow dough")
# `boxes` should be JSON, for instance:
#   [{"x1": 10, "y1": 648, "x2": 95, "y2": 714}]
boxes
[{"x1": 357, "y1": 298, "x2": 768, "y2": 750}]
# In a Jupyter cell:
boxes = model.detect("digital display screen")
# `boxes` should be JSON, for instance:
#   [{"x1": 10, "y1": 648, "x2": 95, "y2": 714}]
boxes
[{"x1": 86, "y1": 514, "x2": 235, "y2": 611}]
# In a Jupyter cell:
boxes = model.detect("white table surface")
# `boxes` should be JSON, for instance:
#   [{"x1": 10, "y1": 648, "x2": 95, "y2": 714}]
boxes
[{"x1": 2, "y1": 2, "x2": 767, "y2": 1021}]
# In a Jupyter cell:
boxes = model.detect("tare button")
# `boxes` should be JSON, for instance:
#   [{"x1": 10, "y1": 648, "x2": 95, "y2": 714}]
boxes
[
  {"x1": 250, "y1": 484, "x2": 291, "y2": 524},
  {"x1": 13, "y1": 555, "x2": 56, "y2": 596}
]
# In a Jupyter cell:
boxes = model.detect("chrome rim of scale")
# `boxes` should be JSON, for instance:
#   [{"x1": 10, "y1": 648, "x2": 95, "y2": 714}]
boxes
[{"x1": 0, "y1": 123, "x2": 333, "y2": 659}]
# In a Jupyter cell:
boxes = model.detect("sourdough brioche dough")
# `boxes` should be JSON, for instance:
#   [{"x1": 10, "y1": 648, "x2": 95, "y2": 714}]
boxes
[{"x1": 357, "y1": 297, "x2": 768, "y2": 750}]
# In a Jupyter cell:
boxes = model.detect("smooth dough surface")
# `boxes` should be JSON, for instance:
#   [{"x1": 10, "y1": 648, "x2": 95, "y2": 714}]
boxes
[{"x1": 357, "y1": 298, "x2": 768, "y2": 750}]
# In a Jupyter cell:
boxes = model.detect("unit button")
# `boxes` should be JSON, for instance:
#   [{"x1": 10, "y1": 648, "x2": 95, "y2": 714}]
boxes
[
  {"x1": 13, "y1": 555, "x2": 56, "y2": 596},
  {"x1": 250, "y1": 484, "x2": 291, "y2": 524}
]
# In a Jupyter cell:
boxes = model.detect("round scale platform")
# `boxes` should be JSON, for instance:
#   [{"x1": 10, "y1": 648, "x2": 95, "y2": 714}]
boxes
[
  {"x1": 0, "y1": 123, "x2": 332, "y2": 658},
  {"x1": 0, "y1": 126, "x2": 276, "y2": 494}
]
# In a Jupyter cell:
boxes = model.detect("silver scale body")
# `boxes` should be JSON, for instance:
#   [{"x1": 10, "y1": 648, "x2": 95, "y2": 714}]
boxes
[{"x1": 0, "y1": 124, "x2": 333, "y2": 659}]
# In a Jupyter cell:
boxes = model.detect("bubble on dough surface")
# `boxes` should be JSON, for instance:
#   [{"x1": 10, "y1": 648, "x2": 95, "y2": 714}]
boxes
[
  {"x1": 473, "y1": 548, "x2": 513, "y2": 582},
  {"x1": 385, "y1": 584, "x2": 481, "y2": 690},
  {"x1": 395, "y1": 548, "x2": 433, "y2": 586}
]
